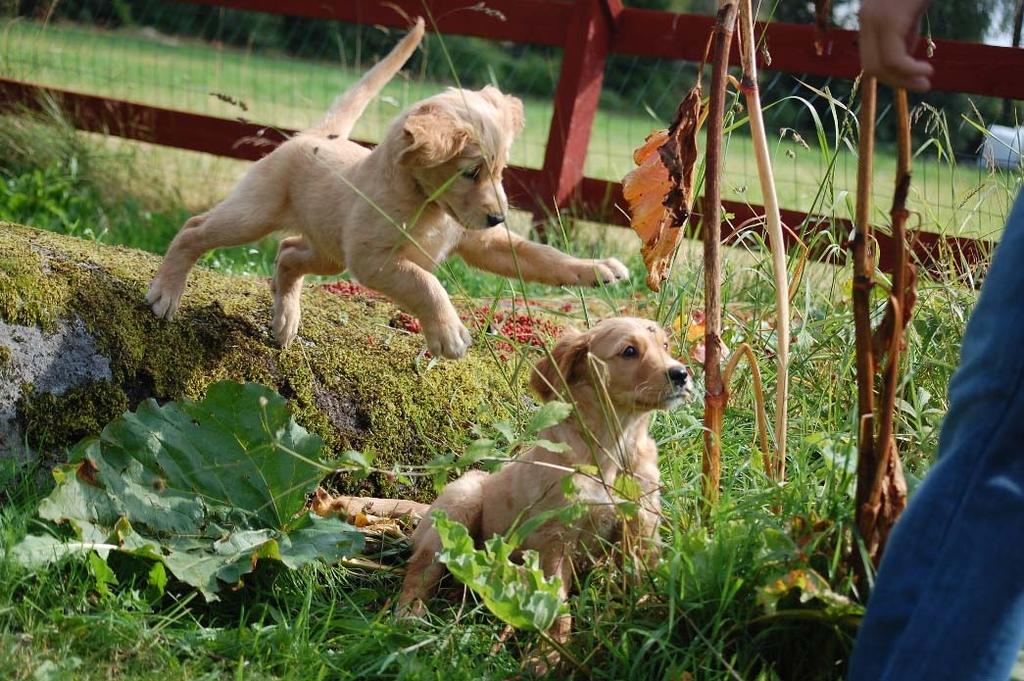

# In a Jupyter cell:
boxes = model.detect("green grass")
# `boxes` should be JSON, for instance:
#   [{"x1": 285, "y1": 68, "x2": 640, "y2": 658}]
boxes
[
  {"x1": 1, "y1": 18, "x2": 1019, "y2": 237},
  {"x1": 0, "y1": 13, "x2": 1010, "y2": 680},
  {"x1": 0, "y1": 109, "x2": 285, "y2": 276},
  {"x1": 0, "y1": 237, "x2": 975, "y2": 678},
  {"x1": 0, "y1": 108, "x2": 978, "y2": 675}
]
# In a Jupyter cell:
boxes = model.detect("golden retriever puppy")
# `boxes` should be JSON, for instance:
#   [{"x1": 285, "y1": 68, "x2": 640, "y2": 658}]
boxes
[
  {"x1": 145, "y1": 19, "x2": 628, "y2": 358},
  {"x1": 336, "y1": 318, "x2": 692, "y2": 668}
]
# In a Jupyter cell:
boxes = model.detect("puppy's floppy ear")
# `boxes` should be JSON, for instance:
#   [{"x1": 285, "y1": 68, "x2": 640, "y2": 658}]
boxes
[
  {"x1": 399, "y1": 103, "x2": 471, "y2": 167},
  {"x1": 530, "y1": 332, "x2": 589, "y2": 402},
  {"x1": 479, "y1": 86, "x2": 524, "y2": 136},
  {"x1": 504, "y1": 95, "x2": 525, "y2": 135}
]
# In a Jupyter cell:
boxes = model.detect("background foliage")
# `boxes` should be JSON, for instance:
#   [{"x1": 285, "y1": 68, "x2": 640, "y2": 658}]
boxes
[{"x1": 7, "y1": 0, "x2": 1020, "y2": 146}]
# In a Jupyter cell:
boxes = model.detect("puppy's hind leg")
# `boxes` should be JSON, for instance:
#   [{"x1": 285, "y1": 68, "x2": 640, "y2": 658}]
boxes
[
  {"x1": 147, "y1": 167, "x2": 283, "y2": 319},
  {"x1": 397, "y1": 470, "x2": 487, "y2": 617},
  {"x1": 272, "y1": 236, "x2": 342, "y2": 346},
  {"x1": 523, "y1": 545, "x2": 575, "y2": 677}
]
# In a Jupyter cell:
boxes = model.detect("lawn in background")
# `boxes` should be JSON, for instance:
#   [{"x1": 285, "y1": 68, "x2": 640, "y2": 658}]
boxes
[{"x1": 1, "y1": 18, "x2": 1019, "y2": 238}]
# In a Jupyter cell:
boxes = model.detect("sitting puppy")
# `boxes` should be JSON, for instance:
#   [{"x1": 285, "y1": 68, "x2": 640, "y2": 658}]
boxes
[
  {"x1": 145, "y1": 18, "x2": 628, "y2": 358},
  {"x1": 334, "y1": 318, "x2": 692, "y2": 666}
]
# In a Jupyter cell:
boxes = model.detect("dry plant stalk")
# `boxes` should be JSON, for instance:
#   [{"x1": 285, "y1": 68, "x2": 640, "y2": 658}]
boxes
[
  {"x1": 624, "y1": 0, "x2": 779, "y2": 501},
  {"x1": 863, "y1": 89, "x2": 912, "y2": 564},
  {"x1": 722, "y1": 343, "x2": 771, "y2": 460},
  {"x1": 738, "y1": 0, "x2": 790, "y2": 481},
  {"x1": 701, "y1": 0, "x2": 738, "y2": 508},
  {"x1": 852, "y1": 76, "x2": 878, "y2": 542},
  {"x1": 853, "y1": 84, "x2": 914, "y2": 578}
]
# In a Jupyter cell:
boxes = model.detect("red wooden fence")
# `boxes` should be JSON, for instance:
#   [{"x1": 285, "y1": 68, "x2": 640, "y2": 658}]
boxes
[{"x1": 2, "y1": 0, "x2": 1018, "y2": 273}]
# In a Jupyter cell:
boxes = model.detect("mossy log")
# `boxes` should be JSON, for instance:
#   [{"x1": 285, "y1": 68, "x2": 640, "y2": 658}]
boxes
[{"x1": 0, "y1": 223, "x2": 529, "y2": 500}]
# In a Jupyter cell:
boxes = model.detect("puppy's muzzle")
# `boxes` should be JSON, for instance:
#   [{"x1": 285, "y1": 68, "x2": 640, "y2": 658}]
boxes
[
  {"x1": 486, "y1": 212, "x2": 506, "y2": 227},
  {"x1": 665, "y1": 364, "x2": 695, "y2": 404}
]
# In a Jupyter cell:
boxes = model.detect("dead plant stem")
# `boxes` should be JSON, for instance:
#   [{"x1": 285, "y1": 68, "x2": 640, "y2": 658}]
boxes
[
  {"x1": 852, "y1": 76, "x2": 878, "y2": 545},
  {"x1": 701, "y1": 0, "x2": 738, "y2": 509},
  {"x1": 738, "y1": 0, "x2": 790, "y2": 481},
  {"x1": 868, "y1": 88, "x2": 912, "y2": 513},
  {"x1": 722, "y1": 342, "x2": 771, "y2": 462}
]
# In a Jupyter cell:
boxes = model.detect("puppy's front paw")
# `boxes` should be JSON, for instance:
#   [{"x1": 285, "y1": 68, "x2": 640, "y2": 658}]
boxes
[
  {"x1": 272, "y1": 299, "x2": 301, "y2": 347},
  {"x1": 423, "y1": 319, "x2": 473, "y2": 359},
  {"x1": 145, "y1": 278, "x2": 184, "y2": 320},
  {"x1": 571, "y1": 257, "x2": 630, "y2": 286}
]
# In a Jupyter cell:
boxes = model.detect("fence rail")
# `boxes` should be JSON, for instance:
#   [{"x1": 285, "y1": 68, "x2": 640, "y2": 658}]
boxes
[
  {"x1": 2, "y1": 0, "x2": 1017, "y2": 274},
  {"x1": 176, "y1": 0, "x2": 1024, "y2": 99}
]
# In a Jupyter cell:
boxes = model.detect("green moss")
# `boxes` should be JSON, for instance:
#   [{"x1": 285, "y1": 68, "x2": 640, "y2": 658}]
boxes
[
  {"x1": 0, "y1": 253, "x2": 70, "y2": 329},
  {"x1": 0, "y1": 344, "x2": 10, "y2": 370},
  {"x1": 17, "y1": 380, "x2": 129, "y2": 451},
  {"x1": 0, "y1": 222, "x2": 525, "y2": 498}
]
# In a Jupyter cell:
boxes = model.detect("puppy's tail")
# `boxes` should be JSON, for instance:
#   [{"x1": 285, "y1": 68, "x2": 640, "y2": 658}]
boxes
[
  {"x1": 314, "y1": 491, "x2": 430, "y2": 522},
  {"x1": 315, "y1": 17, "x2": 426, "y2": 138}
]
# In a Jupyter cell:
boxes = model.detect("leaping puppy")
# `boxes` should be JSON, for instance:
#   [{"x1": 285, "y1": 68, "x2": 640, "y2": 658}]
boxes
[{"x1": 146, "y1": 18, "x2": 628, "y2": 358}]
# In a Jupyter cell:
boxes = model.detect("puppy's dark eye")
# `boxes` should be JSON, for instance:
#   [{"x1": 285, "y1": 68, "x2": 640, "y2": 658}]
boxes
[
  {"x1": 663, "y1": 342, "x2": 669, "y2": 350},
  {"x1": 621, "y1": 345, "x2": 638, "y2": 358},
  {"x1": 461, "y1": 165, "x2": 481, "y2": 181}
]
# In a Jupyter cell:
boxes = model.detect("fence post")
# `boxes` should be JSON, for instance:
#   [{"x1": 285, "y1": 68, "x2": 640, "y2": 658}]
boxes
[{"x1": 534, "y1": 0, "x2": 621, "y2": 239}]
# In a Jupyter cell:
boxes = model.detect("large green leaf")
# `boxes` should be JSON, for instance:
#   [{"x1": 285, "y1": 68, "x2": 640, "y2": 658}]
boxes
[
  {"x1": 11, "y1": 534, "x2": 119, "y2": 567},
  {"x1": 13, "y1": 382, "x2": 364, "y2": 600},
  {"x1": 433, "y1": 511, "x2": 566, "y2": 632},
  {"x1": 99, "y1": 381, "x2": 325, "y2": 528}
]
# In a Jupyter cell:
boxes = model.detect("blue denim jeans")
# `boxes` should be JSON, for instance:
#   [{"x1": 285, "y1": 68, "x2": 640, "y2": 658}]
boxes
[{"x1": 848, "y1": 190, "x2": 1024, "y2": 681}]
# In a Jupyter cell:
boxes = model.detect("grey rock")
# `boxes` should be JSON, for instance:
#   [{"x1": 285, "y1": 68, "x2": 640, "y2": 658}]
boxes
[{"x1": 0, "y1": 317, "x2": 111, "y2": 461}]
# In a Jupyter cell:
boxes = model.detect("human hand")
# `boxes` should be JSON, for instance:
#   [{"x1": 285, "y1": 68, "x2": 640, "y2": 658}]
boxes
[{"x1": 859, "y1": 0, "x2": 935, "y2": 92}]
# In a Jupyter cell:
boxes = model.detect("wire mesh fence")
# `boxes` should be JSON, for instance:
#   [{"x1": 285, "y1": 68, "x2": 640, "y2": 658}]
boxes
[
  {"x1": 0, "y1": 0, "x2": 1019, "y2": 241},
  {"x1": 590, "y1": 50, "x2": 1020, "y2": 241},
  {"x1": 0, "y1": 3, "x2": 560, "y2": 169}
]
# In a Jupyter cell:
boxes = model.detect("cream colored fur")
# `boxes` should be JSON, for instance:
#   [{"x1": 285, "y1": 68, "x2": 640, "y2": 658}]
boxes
[
  {"x1": 334, "y1": 318, "x2": 693, "y2": 670},
  {"x1": 145, "y1": 18, "x2": 629, "y2": 358}
]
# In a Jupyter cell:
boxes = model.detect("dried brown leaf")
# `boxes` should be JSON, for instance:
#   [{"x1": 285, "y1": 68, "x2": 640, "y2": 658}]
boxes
[
  {"x1": 623, "y1": 85, "x2": 704, "y2": 292},
  {"x1": 859, "y1": 437, "x2": 908, "y2": 565},
  {"x1": 873, "y1": 440, "x2": 908, "y2": 559}
]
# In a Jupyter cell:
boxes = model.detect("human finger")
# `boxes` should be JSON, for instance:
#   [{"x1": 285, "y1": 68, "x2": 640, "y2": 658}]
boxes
[{"x1": 876, "y1": 32, "x2": 934, "y2": 91}]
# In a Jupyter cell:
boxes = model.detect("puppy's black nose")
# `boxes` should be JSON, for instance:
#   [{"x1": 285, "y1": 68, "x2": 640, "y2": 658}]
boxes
[
  {"x1": 486, "y1": 212, "x2": 506, "y2": 227},
  {"x1": 668, "y1": 366, "x2": 689, "y2": 387}
]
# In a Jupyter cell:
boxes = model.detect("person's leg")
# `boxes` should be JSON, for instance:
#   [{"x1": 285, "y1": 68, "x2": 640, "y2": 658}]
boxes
[{"x1": 849, "y1": 190, "x2": 1024, "y2": 681}]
